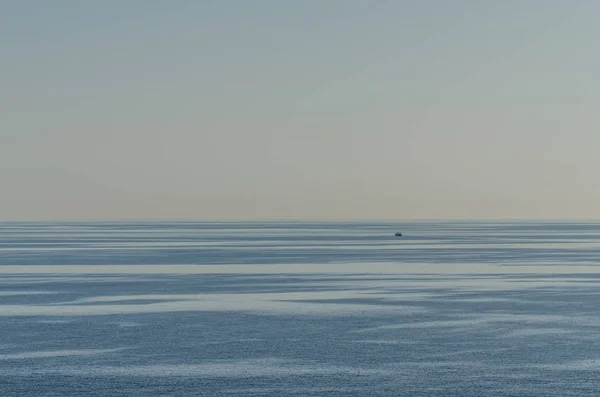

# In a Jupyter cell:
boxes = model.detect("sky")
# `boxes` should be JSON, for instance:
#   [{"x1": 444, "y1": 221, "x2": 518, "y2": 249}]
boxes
[{"x1": 2, "y1": 1, "x2": 600, "y2": 221}]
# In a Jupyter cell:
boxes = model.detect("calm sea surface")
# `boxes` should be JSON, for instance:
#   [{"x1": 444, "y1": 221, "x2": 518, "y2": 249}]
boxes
[{"x1": 2, "y1": 221, "x2": 600, "y2": 396}]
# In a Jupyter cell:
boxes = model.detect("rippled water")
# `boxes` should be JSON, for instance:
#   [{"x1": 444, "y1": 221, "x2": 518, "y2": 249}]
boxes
[{"x1": 2, "y1": 221, "x2": 600, "y2": 396}]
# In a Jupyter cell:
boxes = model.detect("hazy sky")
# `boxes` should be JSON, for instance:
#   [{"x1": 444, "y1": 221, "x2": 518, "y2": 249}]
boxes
[{"x1": 2, "y1": 1, "x2": 600, "y2": 220}]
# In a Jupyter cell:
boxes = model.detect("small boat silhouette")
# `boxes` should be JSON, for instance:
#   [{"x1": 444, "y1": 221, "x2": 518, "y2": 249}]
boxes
[{"x1": 395, "y1": 232, "x2": 402, "y2": 237}]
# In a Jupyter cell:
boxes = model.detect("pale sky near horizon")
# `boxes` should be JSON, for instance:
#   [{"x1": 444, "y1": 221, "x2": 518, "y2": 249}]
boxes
[{"x1": 2, "y1": 1, "x2": 600, "y2": 221}]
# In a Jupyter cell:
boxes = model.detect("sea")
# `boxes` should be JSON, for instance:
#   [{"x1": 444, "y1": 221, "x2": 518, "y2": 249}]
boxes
[{"x1": 2, "y1": 221, "x2": 600, "y2": 396}]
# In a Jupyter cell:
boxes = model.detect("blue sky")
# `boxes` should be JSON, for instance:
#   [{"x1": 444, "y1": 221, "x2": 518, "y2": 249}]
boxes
[{"x1": 2, "y1": 1, "x2": 599, "y2": 220}]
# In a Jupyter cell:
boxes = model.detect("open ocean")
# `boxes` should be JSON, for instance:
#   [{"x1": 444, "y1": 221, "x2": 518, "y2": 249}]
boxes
[{"x1": 2, "y1": 221, "x2": 600, "y2": 396}]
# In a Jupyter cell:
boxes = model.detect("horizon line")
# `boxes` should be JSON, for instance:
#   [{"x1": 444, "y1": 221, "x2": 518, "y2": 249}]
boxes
[{"x1": 2, "y1": 218, "x2": 600, "y2": 223}]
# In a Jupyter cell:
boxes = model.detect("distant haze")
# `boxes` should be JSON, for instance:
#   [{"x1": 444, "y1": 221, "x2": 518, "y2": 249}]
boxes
[{"x1": 2, "y1": 1, "x2": 599, "y2": 220}]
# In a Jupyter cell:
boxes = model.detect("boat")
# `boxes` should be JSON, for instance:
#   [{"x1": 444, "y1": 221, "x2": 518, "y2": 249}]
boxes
[{"x1": 395, "y1": 232, "x2": 402, "y2": 237}]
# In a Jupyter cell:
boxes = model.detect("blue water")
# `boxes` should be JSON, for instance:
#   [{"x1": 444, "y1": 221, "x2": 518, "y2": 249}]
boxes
[{"x1": 2, "y1": 221, "x2": 600, "y2": 396}]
